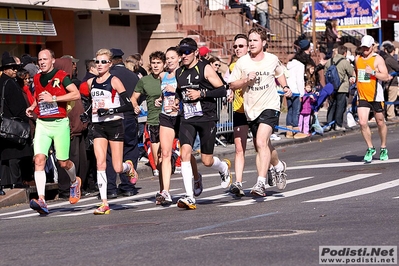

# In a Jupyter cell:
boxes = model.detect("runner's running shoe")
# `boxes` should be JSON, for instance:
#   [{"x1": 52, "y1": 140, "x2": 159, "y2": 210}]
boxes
[
  {"x1": 69, "y1": 176, "x2": 81, "y2": 204},
  {"x1": 125, "y1": 160, "x2": 138, "y2": 185},
  {"x1": 93, "y1": 204, "x2": 110, "y2": 215},
  {"x1": 364, "y1": 148, "x2": 376, "y2": 163},
  {"x1": 193, "y1": 172, "x2": 203, "y2": 197},
  {"x1": 268, "y1": 167, "x2": 277, "y2": 187},
  {"x1": 161, "y1": 190, "x2": 172, "y2": 204},
  {"x1": 30, "y1": 198, "x2": 49, "y2": 215},
  {"x1": 220, "y1": 159, "x2": 232, "y2": 188},
  {"x1": 177, "y1": 195, "x2": 196, "y2": 210},
  {"x1": 250, "y1": 181, "x2": 266, "y2": 197},
  {"x1": 276, "y1": 161, "x2": 287, "y2": 190},
  {"x1": 230, "y1": 182, "x2": 245, "y2": 197},
  {"x1": 380, "y1": 148, "x2": 389, "y2": 161},
  {"x1": 155, "y1": 192, "x2": 164, "y2": 205}
]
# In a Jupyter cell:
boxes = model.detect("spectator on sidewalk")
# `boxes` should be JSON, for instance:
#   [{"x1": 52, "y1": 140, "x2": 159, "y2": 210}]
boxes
[
  {"x1": 0, "y1": 53, "x2": 33, "y2": 190},
  {"x1": 79, "y1": 59, "x2": 98, "y2": 194},
  {"x1": 285, "y1": 39, "x2": 311, "y2": 139},
  {"x1": 53, "y1": 57, "x2": 89, "y2": 199},
  {"x1": 325, "y1": 19, "x2": 338, "y2": 57},
  {"x1": 324, "y1": 45, "x2": 356, "y2": 131},
  {"x1": 298, "y1": 81, "x2": 316, "y2": 135},
  {"x1": 199, "y1": 46, "x2": 212, "y2": 64},
  {"x1": 380, "y1": 42, "x2": 399, "y2": 122},
  {"x1": 255, "y1": 0, "x2": 270, "y2": 29},
  {"x1": 229, "y1": 0, "x2": 257, "y2": 24},
  {"x1": 107, "y1": 48, "x2": 140, "y2": 197}
]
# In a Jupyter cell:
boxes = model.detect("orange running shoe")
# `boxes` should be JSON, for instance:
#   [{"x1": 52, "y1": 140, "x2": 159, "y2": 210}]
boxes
[{"x1": 69, "y1": 176, "x2": 81, "y2": 204}]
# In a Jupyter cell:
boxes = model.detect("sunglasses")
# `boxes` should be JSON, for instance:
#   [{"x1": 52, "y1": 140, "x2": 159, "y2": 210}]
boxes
[
  {"x1": 233, "y1": 44, "x2": 246, "y2": 49},
  {"x1": 95, "y1": 60, "x2": 111, "y2": 64},
  {"x1": 214, "y1": 64, "x2": 221, "y2": 67},
  {"x1": 178, "y1": 50, "x2": 194, "y2": 55},
  {"x1": 5, "y1": 66, "x2": 19, "y2": 71}
]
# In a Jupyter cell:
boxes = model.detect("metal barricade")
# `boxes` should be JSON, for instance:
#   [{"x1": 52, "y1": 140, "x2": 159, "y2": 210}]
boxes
[{"x1": 216, "y1": 97, "x2": 234, "y2": 147}]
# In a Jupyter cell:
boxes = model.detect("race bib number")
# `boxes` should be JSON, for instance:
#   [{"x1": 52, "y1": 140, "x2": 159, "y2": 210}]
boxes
[
  {"x1": 357, "y1": 69, "x2": 371, "y2": 83},
  {"x1": 92, "y1": 99, "x2": 106, "y2": 114},
  {"x1": 183, "y1": 101, "x2": 203, "y2": 119},
  {"x1": 39, "y1": 101, "x2": 59, "y2": 116},
  {"x1": 163, "y1": 95, "x2": 175, "y2": 113}
]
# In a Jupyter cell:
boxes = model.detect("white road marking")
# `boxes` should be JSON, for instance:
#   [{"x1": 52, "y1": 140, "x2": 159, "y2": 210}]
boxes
[
  {"x1": 220, "y1": 173, "x2": 380, "y2": 207},
  {"x1": 305, "y1": 179, "x2": 399, "y2": 202}
]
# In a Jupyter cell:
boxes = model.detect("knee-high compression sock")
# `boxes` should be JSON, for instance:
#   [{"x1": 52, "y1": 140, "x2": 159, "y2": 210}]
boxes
[
  {"x1": 34, "y1": 170, "x2": 46, "y2": 197},
  {"x1": 181, "y1": 161, "x2": 193, "y2": 198},
  {"x1": 211, "y1": 157, "x2": 228, "y2": 173},
  {"x1": 97, "y1": 170, "x2": 108, "y2": 201},
  {"x1": 65, "y1": 163, "x2": 77, "y2": 183}
]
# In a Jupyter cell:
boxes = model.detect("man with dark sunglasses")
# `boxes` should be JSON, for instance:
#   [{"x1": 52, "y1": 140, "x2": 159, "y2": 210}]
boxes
[{"x1": 174, "y1": 37, "x2": 231, "y2": 210}]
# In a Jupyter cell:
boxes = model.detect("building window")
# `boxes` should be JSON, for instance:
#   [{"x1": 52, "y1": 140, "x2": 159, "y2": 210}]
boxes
[
  {"x1": 109, "y1": 14, "x2": 130, "y2": 27},
  {"x1": 0, "y1": 7, "x2": 44, "y2": 20}
]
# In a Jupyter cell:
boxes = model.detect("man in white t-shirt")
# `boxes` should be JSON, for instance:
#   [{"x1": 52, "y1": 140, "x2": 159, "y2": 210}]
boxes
[{"x1": 229, "y1": 27, "x2": 292, "y2": 196}]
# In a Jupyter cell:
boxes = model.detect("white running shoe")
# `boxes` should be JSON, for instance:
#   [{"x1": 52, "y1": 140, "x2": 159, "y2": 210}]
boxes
[
  {"x1": 270, "y1": 134, "x2": 281, "y2": 141},
  {"x1": 250, "y1": 181, "x2": 266, "y2": 197},
  {"x1": 177, "y1": 195, "x2": 196, "y2": 210},
  {"x1": 276, "y1": 161, "x2": 287, "y2": 190},
  {"x1": 161, "y1": 190, "x2": 172, "y2": 204},
  {"x1": 219, "y1": 159, "x2": 232, "y2": 188}
]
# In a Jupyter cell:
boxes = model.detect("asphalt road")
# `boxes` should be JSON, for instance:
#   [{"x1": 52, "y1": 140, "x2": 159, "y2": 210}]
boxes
[{"x1": 1, "y1": 124, "x2": 398, "y2": 266}]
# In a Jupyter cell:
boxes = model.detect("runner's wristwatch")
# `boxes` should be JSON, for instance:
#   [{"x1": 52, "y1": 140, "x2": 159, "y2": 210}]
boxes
[{"x1": 200, "y1": 90, "x2": 205, "y2": 99}]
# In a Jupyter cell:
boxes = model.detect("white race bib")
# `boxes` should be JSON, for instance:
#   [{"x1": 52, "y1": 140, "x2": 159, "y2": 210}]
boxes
[
  {"x1": 183, "y1": 101, "x2": 203, "y2": 119},
  {"x1": 357, "y1": 69, "x2": 371, "y2": 83},
  {"x1": 39, "y1": 101, "x2": 59, "y2": 116}
]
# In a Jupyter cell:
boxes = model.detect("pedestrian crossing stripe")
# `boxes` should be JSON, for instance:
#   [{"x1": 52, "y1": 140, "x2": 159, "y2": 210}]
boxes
[
  {"x1": 219, "y1": 173, "x2": 379, "y2": 207},
  {"x1": 305, "y1": 179, "x2": 399, "y2": 202}
]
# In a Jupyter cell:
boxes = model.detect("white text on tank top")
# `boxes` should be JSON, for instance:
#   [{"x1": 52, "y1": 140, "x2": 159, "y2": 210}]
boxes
[{"x1": 91, "y1": 79, "x2": 123, "y2": 123}]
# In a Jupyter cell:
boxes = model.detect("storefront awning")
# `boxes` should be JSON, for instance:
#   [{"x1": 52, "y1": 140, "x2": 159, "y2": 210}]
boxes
[
  {"x1": 0, "y1": 19, "x2": 57, "y2": 36},
  {"x1": 381, "y1": 0, "x2": 399, "y2": 21},
  {"x1": 0, "y1": 34, "x2": 46, "y2": 44}
]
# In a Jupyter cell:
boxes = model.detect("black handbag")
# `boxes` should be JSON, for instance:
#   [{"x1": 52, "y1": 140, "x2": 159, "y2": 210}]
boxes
[{"x1": 0, "y1": 79, "x2": 30, "y2": 145}]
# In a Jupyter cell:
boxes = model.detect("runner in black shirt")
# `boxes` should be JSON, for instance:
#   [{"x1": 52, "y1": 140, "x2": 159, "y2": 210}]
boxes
[{"x1": 175, "y1": 38, "x2": 231, "y2": 210}]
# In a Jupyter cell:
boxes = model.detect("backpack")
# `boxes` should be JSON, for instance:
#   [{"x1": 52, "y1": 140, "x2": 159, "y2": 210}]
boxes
[{"x1": 325, "y1": 58, "x2": 345, "y2": 91}]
